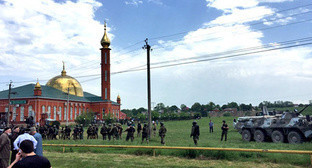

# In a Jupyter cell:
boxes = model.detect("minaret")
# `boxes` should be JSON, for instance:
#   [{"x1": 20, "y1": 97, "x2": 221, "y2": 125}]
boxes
[
  {"x1": 100, "y1": 22, "x2": 111, "y2": 100},
  {"x1": 34, "y1": 79, "x2": 42, "y2": 96}
]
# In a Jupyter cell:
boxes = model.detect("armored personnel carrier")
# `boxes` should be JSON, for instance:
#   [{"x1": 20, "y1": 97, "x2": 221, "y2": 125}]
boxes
[{"x1": 235, "y1": 105, "x2": 312, "y2": 143}]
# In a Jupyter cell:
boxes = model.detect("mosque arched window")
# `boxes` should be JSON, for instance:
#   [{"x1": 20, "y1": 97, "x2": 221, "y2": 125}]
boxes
[
  {"x1": 64, "y1": 107, "x2": 67, "y2": 121},
  {"x1": 28, "y1": 106, "x2": 35, "y2": 122},
  {"x1": 59, "y1": 107, "x2": 62, "y2": 121},
  {"x1": 12, "y1": 106, "x2": 17, "y2": 121},
  {"x1": 53, "y1": 106, "x2": 57, "y2": 119},
  {"x1": 47, "y1": 106, "x2": 51, "y2": 119},
  {"x1": 70, "y1": 107, "x2": 73, "y2": 120},
  {"x1": 20, "y1": 106, "x2": 24, "y2": 122},
  {"x1": 75, "y1": 107, "x2": 77, "y2": 119},
  {"x1": 42, "y1": 106, "x2": 45, "y2": 114}
]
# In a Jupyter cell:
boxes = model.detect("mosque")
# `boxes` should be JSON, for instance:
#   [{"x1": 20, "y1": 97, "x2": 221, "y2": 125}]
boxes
[{"x1": 0, "y1": 23, "x2": 125, "y2": 125}]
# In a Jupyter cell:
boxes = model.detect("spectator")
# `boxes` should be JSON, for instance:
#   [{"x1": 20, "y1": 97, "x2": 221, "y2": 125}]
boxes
[
  {"x1": 13, "y1": 129, "x2": 37, "y2": 151},
  {"x1": 30, "y1": 127, "x2": 43, "y2": 156},
  {"x1": 10, "y1": 126, "x2": 20, "y2": 163},
  {"x1": 8, "y1": 140, "x2": 51, "y2": 168},
  {"x1": 0, "y1": 127, "x2": 12, "y2": 168}
]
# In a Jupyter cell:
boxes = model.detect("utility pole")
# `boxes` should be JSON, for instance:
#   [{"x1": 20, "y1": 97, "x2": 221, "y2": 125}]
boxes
[
  {"x1": 7, "y1": 81, "x2": 16, "y2": 127},
  {"x1": 143, "y1": 38, "x2": 152, "y2": 138}
]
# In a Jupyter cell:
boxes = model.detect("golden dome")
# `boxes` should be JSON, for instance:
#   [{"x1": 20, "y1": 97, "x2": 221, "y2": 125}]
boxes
[
  {"x1": 100, "y1": 22, "x2": 110, "y2": 48},
  {"x1": 46, "y1": 62, "x2": 84, "y2": 97},
  {"x1": 34, "y1": 79, "x2": 41, "y2": 90}
]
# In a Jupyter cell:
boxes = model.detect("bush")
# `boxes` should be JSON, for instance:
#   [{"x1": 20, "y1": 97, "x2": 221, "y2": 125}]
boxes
[
  {"x1": 223, "y1": 112, "x2": 231, "y2": 117},
  {"x1": 75, "y1": 111, "x2": 96, "y2": 126}
]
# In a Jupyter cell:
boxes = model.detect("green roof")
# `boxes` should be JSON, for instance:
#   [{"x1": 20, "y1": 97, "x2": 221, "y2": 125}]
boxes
[{"x1": 0, "y1": 84, "x2": 119, "y2": 104}]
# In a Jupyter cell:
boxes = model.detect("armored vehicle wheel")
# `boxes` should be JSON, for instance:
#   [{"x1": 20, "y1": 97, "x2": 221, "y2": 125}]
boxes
[
  {"x1": 254, "y1": 130, "x2": 265, "y2": 142},
  {"x1": 288, "y1": 131, "x2": 303, "y2": 144},
  {"x1": 271, "y1": 130, "x2": 284, "y2": 143},
  {"x1": 242, "y1": 129, "x2": 252, "y2": 141}
]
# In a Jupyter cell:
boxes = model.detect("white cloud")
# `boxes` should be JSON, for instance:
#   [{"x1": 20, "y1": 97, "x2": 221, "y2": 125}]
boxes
[
  {"x1": 209, "y1": 6, "x2": 274, "y2": 25},
  {"x1": 148, "y1": 0, "x2": 163, "y2": 6},
  {"x1": 125, "y1": 0, "x2": 143, "y2": 6},
  {"x1": 110, "y1": 0, "x2": 312, "y2": 108},
  {"x1": 206, "y1": 0, "x2": 259, "y2": 11},
  {"x1": 1, "y1": 0, "x2": 311, "y2": 109},
  {"x1": 258, "y1": 0, "x2": 294, "y2": 3},
  {"x1": 0, "y1": 0, "x2": 108, "y2": 83}
]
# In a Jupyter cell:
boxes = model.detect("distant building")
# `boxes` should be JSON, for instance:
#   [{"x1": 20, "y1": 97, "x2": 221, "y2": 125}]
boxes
[
  {"x1": 222, "y1": 108, "x2": 237, "y2": 114},
  {"x1": 0, "y1": 23, "x2": 125, "y2": 125}
]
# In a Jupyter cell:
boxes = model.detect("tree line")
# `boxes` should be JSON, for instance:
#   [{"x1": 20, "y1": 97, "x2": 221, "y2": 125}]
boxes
[{"x1": 121, "y1": 100, "x2": 299, "y2": 121}]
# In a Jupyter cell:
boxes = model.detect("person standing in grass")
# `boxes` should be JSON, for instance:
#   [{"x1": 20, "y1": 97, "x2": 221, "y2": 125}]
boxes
[
  {"x1": 141, "y1": 124, "x2": 149, "y2": 144},
  {"x1": 111, "y1": 124, "x2": 119, "y2": 141},
  {"x1": 100, "y1": 123, "x2": 108, "y2": 140},
  {"x1": 221, "y1": 120, "x2": 229, "y2": 141},
  {"x1": 209, "y1": 120, "x2": 214, "y2": 133},
  {"x1": 152, "y1": 122, "x2": 157, "y2": 137},
  {"x1": 107, "y1": 124, "x2": 112, "y2": 141},
  {"x1": 125, "y1": 125, "x2": 135, "y2": 142},
  {"x1": 137, "y1": 121, "x2": 142, "y2": 137},
  {"x1": 117, "y1": 123, "x2": 123, "y2": 140},
  {"x1": 158, "y1": 122, "x2": 167, "y2": 145},
  {"x1": 190, "y1": 121, "x2": 200, "y2": 146}
]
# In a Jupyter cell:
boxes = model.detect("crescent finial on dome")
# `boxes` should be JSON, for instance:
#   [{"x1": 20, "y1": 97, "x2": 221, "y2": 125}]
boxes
[
  {"x1": 101, "y1": 21, "x2": 110, "y2": 48},
  {"x1": 61, "y1": 61, "x2": 66, "y2": 76}
]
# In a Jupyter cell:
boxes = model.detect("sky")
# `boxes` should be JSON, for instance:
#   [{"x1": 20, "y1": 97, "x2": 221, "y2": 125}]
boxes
[{"x1": 0, "y1": 0, "x2": 312, "y2": 109}]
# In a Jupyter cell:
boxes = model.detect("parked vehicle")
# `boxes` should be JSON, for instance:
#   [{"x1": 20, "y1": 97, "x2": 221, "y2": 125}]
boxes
[{"x1": 235, "y1": 105, "x2": 312, "y2": 143}]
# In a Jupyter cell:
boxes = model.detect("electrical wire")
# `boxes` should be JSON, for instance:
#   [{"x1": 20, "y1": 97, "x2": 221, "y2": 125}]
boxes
[{"x1": 149, "y1": 3, "x2": 312, "y2": 41}]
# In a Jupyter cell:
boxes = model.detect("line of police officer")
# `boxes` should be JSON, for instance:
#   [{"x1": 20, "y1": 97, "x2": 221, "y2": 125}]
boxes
[{"x1": 36, "y1": 122, "x2": 168, "y2": 145}]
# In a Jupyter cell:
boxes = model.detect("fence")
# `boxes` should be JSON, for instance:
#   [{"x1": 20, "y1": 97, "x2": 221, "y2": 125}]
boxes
[{"x1": 43, "y1": 144, "x2": 312, "y2": 165}]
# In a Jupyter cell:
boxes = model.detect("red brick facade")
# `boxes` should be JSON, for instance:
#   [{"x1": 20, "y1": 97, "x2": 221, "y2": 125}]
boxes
[{"x1": 0, "y1": 27, "x2": 124, "y2": 125}]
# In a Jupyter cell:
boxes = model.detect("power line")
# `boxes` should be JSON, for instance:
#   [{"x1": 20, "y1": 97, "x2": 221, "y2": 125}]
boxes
[
  {"x1": 150, "y1": 37, "x2": 312, "y2": 66},
  {"x1": 52, "y1": 5, "x2": 312, "y2": 73},
  {"x1": 108, "y1": 12, "x2": 312, "y2": 68},
  {"x1": 147, "y1": 42, "x2": 312, "y2": 71},
  {"x1": 2, "y1": 37, "x2": 312, "y2": 85},
  {"x1": 152, "y1": 17, "x2": 312, "y2": 50},
  {"x1": 149, "y1": 3, "x2": 312, "y2": 41},
  {"x1": 81, "y1": 38, "x2": 312, "y2": 81}
]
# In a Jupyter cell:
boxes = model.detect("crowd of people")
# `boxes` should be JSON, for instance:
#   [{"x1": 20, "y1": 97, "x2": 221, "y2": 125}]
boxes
[
  {"x1": 35, "y1": 121, "x2": 168, "y2": 145},
  {"x1": 97, "y1": 121, "x2": 167, "y2": 144},
  {"x1": 0, "y1": 119, "x2": 231, "y2": 167},
  {"x1": 0, "y1": 126, "x2": 51, "y2": 168}
]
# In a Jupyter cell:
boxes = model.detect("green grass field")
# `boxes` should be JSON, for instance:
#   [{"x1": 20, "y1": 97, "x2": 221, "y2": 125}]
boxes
[
  {"x1": 45, "y1": 151, "x2": 304, "y2": 168},
  {"x1": 43, "y1": 116, "x2": 312, "y2": 167}
]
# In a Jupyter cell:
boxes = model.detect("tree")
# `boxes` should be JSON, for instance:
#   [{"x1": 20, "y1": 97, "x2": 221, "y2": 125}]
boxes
[
  {"x1": 154, "y1": 103, "x2": 165, "y2": 112},
  {"x1": 191, "y1": 102, "x2": 202, "y2": 112},
  {"x1": 152, "y1": 111, "x2": 160, "y2": 120},
  {"x1": 239, "y1": 103, "x2": 252, "y2": 111},
  {"x1": 227, "y1": 102, "x2": 239, "y2": 109},
  {"x1": 169, "y1": 105, "x2": 179, "y2": 112},
  {"x1": 75, "y1": 111, "x2": 96, "y2": 126}
]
